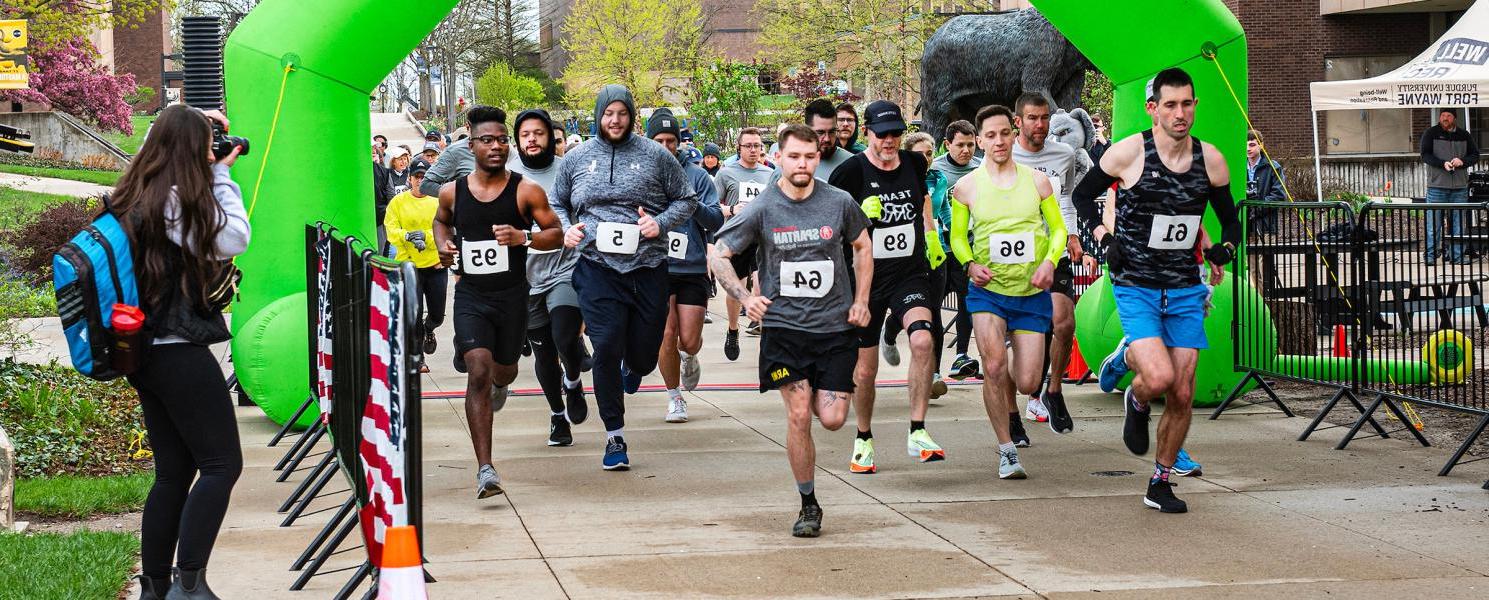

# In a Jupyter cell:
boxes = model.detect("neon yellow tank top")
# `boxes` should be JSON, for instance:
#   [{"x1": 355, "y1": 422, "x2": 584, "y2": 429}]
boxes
[{"x1": 968, "y1": 164, "x2": 1059, "y2": 297}]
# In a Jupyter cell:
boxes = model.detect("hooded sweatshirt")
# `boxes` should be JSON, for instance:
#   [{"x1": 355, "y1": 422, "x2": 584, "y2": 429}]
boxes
[
  {"x1": 648, "y1": 108, "x2": 724, "y2": 275},
  {"x1": 511, "y1": 109, "x2": 578, "y2": 294},
  {"x1": 550, "y1": 85, "x2": 697, "y2": 273}
]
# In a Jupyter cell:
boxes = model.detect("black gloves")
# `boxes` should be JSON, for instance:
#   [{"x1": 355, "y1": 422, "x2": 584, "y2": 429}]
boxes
[{"x1": 1204, "y1": 242, "x2": 1235, "y2": 266}]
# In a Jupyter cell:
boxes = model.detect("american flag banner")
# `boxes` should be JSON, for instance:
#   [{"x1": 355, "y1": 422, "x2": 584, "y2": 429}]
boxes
[
  {"x1": 358, "y1": 267, "x2": 409, "y2": 567},
  {"x1": 314, "y1": 232, "x2": 334, "y2": 420}
]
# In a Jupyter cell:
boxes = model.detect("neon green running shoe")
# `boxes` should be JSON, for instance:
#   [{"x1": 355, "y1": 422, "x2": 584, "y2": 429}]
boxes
[
  {"x1": 907, "y1": 429, "x2": 946, "y2": 462},
  {"x1": 850, "y1": 437, "x2": 876, "y2": 474}
]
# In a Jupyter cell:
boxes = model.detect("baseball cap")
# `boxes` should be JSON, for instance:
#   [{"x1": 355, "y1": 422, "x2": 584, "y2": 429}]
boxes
[
  {"x1": 422, "y1": 141, "x2": 442, "y2": 152},
  {"x1": 424, "y1": 129, "x2": 442, "y2": 141},
  {"x1": 863, "y1": 100, "x2": 907, "y2": 135},
  {"x1": 409, "y1": 158, "x2": 431, "y2": 176}
]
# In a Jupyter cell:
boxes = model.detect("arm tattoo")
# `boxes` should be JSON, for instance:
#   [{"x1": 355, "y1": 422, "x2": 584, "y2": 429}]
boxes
[{"x1": 709, "y1": 242, "x2": 753, "y2": 302}]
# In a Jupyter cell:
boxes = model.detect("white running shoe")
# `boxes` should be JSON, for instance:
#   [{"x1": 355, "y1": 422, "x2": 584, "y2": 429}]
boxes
[
  {"x1": 1024, "y1": 395, "x2": 1049, "y2": 423},
  {"x1": 881, "y1": 338, "x2": 901, "y2": 367},
  {"x1": 666, "y1": 396, "x2": 688, "y2": 423}
]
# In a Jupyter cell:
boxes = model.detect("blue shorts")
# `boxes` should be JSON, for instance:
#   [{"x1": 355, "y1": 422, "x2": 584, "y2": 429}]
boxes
[
  {"x1": 1111, "y1": 284, "x2": 1209, "y2": 349},
  {"x1": 965, "y1": 285, "x2": 1052, "y2": 334}
]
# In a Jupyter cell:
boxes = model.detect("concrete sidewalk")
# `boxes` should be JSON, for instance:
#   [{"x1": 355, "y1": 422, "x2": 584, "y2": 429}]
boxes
[
  {"x1": 0, "y1": 171, "x2": 112, "y2": 197},
  {"x1": 199, "y1": 295, "x2": 1489, "y2": 598}
]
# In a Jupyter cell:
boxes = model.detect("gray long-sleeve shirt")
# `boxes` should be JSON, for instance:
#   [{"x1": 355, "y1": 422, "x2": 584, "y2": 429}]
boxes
[
  {"x1": 419, "y1": 138, "x2": 474, "y2": 197},
  {"x1": 549, "y1": 135, "x2": 697, "y2": 273}
]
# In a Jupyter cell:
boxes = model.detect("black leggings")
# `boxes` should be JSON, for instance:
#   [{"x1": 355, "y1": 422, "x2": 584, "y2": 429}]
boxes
[
  {"x1": 417, "y1": 266, "x2": 449, "y2": 337},
  {"x1": 128, "y1": 343, "x2": 243, "y2": 580},
  {"x1": 528, "y1": 304, "x2": 585, "y2": 413}
]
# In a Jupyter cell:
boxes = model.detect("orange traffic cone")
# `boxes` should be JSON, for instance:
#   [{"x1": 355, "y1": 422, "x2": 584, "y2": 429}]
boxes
[
  {"x1": 1065, "y1": 338, "x2": 1089, "y2": 382},
  {"x1": 377, "y1": 526, "x2": 428, "y2": 600},
  {"x1": 1332, "y1": 325, "x2": 1349, "y2": 358}
]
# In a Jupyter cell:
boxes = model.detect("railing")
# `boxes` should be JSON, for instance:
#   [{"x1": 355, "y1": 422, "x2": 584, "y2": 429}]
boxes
[{"x1": 1218, "y1": 200, "x2": 1489, "y2": 483}]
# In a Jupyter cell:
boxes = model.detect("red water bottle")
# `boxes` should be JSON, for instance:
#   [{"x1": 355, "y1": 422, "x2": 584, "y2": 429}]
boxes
[{"x1": 110, "y1": 304, "x2": 146, "y2": 375}]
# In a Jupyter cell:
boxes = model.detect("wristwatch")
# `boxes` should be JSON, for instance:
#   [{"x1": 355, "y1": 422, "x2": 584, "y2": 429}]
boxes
[{"x1": 523, "y1": 230, "x2": 533, "y2": 246}]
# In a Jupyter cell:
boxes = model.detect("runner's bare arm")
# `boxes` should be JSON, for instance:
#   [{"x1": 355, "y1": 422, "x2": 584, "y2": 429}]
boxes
[
  {"x1": 848, "y1": 229, "x2": 873, "y2": 327},
  {"x1": 433, "y1": 181, "x2": 458, "y2": 266},
  {"x1": 518, "y1": 179, "x2": 563, "y2": 251}
]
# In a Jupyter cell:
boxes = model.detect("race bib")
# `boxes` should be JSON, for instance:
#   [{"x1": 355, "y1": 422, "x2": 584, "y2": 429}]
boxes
[
  {"x1": 739, "y1": 181, "x2": 765, "y2": 205},
  {"x1": 529, "y1": 222, "x2": 557, "y2": 255},
  {"x1": 1148, "y1": 214, "x2": 1201, "y2": 250},
  {"x1": 987, "y1": 232, "x2": 1035, "y2": 264},
  {"x1": 780, "y1": 260, "x2": 834, "y2": 298},
  {"x1": 667, "y1": 231, "x2": 688, "y2": 260},
  {"x1": 460, "y1": 239, "x2": 508, "y2": 275},
  {"x1": 596, "y1": 222, "x2": 640, "y2": 254},
  {"x1": 872, "y1": 223, "x2": 915, "y2": 259}
]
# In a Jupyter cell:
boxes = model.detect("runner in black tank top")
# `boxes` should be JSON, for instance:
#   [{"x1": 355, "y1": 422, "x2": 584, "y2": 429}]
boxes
[
  {"x1": 1069, "y1": 68, "x2": 1242, "y2": 515},
  {"x1": 432, "y1": 106, "x2": 564, "y2": 501}
]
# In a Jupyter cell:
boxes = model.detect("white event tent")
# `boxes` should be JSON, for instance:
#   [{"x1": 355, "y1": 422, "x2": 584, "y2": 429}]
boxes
[{"x1": 1308, "y1": 0, "x2": 1488, "y2": 199}]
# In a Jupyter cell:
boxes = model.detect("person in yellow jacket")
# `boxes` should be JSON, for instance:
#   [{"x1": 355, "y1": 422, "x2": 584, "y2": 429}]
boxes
[
  {"x1": 949, "y1": 104, "x2": 1064, "y2": 480},
  {"x1": 385, "y1": 158, "x2": 446, "y2": 372}
]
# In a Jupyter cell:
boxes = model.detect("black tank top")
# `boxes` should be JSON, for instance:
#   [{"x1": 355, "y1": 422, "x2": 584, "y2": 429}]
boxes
[
  {"x1": 454, "y1": 172, "x2": 531, "y2": 291},
  {"x1": 1112, "y1": 130, "x2": 1209, "y2": 289}
]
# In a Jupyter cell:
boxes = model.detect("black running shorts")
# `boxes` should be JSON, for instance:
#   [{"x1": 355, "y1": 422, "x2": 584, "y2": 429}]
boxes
[
  {"x1": 453, "y1": 283, "x2": 529, "y2": 365},
  {"x1": 759, "y1": 327, "x2": 857, "y2": 393}
]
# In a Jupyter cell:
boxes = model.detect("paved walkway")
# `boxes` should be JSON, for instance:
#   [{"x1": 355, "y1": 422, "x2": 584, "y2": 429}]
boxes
[
  {"x1": 196, "y1": 294, "x2": 1489, "y2": 599},
  {"x1": 0, "y1": 171, "x2": 112, "y2": 197},
  {"x1": 371, "y1": 111, "x2": 428, "y2": 153}
]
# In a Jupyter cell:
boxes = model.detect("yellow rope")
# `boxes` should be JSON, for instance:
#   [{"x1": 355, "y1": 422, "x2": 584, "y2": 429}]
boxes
[{"x1": 245, "y1": 63, "x2": 295, "y2": 221}]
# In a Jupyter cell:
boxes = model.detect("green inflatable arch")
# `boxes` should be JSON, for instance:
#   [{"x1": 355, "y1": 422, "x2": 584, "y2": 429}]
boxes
[
  {"x1": 224, "y1": 0, "x2": 460, "y2": 427},
  {"x1": 1031, "y1": 0, "x2": 1255, "y2": 406},
  {"x1": 223, "y1": 0, "x2": 1264, "y2": 423}
]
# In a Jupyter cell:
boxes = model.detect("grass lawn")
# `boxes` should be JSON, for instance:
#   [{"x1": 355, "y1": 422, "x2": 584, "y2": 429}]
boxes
[
  {"x1": 15, "y1": 473, "x2": 154, "y2": 519},
  {"x1": 0, "y1": 531, "x2": 139, "y2": 600},
  {"x1": 0, "y1": 186, "x2": 81, "y2": 232},
  {"x1": 103, "y1": 115, "x2": 155, "y2": 155},
  {"x1": 0, "y1": 164, "x2": 120, "y2": 187}
]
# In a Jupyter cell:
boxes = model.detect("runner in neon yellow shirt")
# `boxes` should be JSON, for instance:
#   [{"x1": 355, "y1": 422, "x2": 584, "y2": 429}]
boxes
[{"x1": 949, "y1": 104, "x2": 1064, "y2": 480}]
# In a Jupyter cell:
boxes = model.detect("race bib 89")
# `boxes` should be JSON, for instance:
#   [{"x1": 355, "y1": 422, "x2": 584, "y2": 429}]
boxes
[
  {"x1": 872, "y1": 223, "x2": 914, "y2": 259},
  {"x1": 597, "y1": 222, "x2": 641, "y2": 254},
  {"x1": 987, "y1": 232, "x2": 1035, "y2": 264},
  {"x1": 460, "y1": 239, "x2": 508, "y2": 275},
  {"x1": 667, "y1": 231, "x2": 688, "y2": 260},
  {"x1": 1148, "y1": 214, "x2": 1201, "y2": 250},
  {"x1": 780, "y1": 260, "x2": 834, "y2": 298}
]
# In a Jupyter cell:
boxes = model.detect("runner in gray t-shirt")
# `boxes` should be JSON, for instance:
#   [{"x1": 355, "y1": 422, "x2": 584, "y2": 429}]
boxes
[
  {"x1": 713, "y1": 128, "x2": 776, "y2": 359},
  {"x1": 708, "y1": 124, "x2": 872, "y2": 539}
]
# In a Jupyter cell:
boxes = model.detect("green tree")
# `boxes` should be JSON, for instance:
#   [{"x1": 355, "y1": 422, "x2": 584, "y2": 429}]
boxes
[
  {"x1": 1081, "y1": 71, "x2": 1114, "y2": 124},
  {"x1": 3, "y1": 1, "x2": 167, "y2": 50},
  {"x1": 687, "y1": 61, "x2": 764, "y2": 148},
  {"x1": 475, "y1": 61, "x2": 546, "y2": 114},
  {"x1": 756, "y1": 0, "x2": 981, "y2": 108},
  {"x1": 560, "y1": 0, "x2": 708, "y2": 109}
]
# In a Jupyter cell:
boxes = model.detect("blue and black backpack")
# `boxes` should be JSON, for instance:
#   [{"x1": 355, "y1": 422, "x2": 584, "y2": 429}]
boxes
[{"x1": 52, "y1": 196, "x2": 141, "y2": 381}]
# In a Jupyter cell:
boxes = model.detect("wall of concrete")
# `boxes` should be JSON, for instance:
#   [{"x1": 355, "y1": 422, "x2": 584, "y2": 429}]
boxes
[{"x1": 0, "y1": 112, "x2": 130, "y2": 169}]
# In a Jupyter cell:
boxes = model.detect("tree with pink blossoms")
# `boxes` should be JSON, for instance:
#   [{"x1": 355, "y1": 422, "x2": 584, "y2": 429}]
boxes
[{"x1": 0, "y1": 38, "x2": 138, "y2": 135}]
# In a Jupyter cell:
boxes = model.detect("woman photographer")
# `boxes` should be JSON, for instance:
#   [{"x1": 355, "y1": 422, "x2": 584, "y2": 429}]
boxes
[{"x1": 112, "y1": 104, "x2": 249, "y2": 600}]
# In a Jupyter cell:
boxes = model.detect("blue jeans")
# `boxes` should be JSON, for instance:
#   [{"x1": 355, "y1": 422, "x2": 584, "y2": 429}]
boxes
[
  {"x1": 1425, "y1": 187, "x2": 1469, "y2": 263},
  {"x1": 572, "y1": 259, "x2": 670, "y2": 431}
]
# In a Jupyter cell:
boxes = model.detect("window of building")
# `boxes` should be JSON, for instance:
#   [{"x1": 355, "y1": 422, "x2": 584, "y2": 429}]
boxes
[
  {"x1": 1323, "y1": 54, "x2": 1414, "y2": 155},
  {"x1": 1470, "y1": 108, "x2": 1489, "y2": 151}
]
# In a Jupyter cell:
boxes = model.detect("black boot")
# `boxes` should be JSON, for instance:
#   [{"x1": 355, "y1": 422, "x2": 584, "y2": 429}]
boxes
[
  {"x1": 137, "y1": 575, "x2": 167, "y2": 600},
  {"x1": 166, "y1": 568, "x2": 221, "y2": 600}
]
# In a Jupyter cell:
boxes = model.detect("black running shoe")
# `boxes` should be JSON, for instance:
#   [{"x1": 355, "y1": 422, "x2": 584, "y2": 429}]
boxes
[
  {"x1": 1144, "y1": 480, "x2": 1187, "y2": 513},
  {"x1": 565, "y1": 382, "x2": 588, "y2": 425},
  {"x1": 1122, "y1": 388, "x2": 1151, "y2": 455},
  {"x1": 423, "y1": 329, "x2": 437, "y2": 355},
  {"x1": 1044, "y1": 391, "x2": 1074, "y2": 434},
  {"x1": 522, "y1": 339, "x2": 532, "y2": 357},
  {"x1": 548, "y1": 414, "x2": 573, "y2": 447},
  {"x1": 792, "y1": 504, "x2": 823, "y2": 538},
  {"x1": 724, "y1": 329, "x2": 740, "y2": 361},
  {"x1": 1009, "y1": 413, "x2": 1030, "y2": 448},
  {"x1": 580, "y1": 342, "x2": 593, "y2": 372}
]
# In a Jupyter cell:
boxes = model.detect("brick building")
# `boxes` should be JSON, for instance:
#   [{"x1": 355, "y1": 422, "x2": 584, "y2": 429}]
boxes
[{"x1": 111, "y1": 7, "x2": 174, "y2": 112}]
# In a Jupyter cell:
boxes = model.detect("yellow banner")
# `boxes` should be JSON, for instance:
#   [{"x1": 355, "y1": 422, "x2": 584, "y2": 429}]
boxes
[{"x1": 0, "y1": 20, "x2": 29, "y2": 90}]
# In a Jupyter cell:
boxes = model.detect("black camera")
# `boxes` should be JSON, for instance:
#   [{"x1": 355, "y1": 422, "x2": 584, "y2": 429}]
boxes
[{"x1": 211, "y1": 120, "x2": 250, "y2": 158}]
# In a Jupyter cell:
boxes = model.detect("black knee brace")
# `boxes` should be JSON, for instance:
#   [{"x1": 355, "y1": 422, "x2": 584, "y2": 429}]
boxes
[{"x1": 906, "y1": 319, "x2": 937, "y2": 337}]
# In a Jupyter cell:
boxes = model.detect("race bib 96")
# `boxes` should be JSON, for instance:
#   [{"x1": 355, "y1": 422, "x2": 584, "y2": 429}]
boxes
[{"x1": 987, "y1": 233, "x2": 1035, "y2": 264}]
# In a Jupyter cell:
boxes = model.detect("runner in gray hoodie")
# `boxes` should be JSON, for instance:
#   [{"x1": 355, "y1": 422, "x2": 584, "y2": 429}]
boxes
[{"x1": 551, "y1": 85, "x2": 697, "y2": 470}]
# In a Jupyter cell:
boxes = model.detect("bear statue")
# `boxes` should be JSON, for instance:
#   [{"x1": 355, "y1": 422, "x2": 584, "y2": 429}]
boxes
[{"x1": 919, "y1": 8, "x2": 1093, "y2": 145}]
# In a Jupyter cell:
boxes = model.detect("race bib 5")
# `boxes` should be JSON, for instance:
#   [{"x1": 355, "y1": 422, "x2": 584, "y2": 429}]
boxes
[{"x1": 597, "y1": 222, "x2": 641, "y2": 254}]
